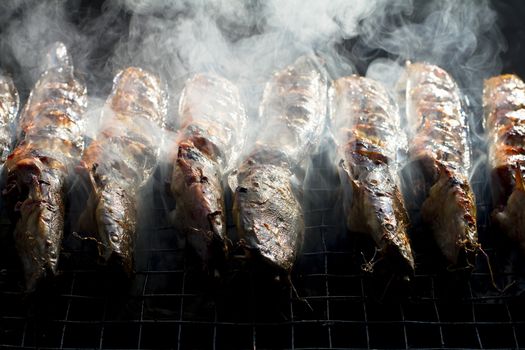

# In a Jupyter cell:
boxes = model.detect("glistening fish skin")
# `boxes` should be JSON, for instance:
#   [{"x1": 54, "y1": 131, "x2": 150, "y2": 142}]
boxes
[
  {"x1": 483, "y1": 75, "x2": 525, "y2": 250},
  {"x1": 0, "y1": 75, "x2": 19, "y2": 166},
  {"x1": 3, "y1": 42, "x2": 87, "y2": 291},
  {"x1": 232, "y1": 55, "x2": 328, "y2": 273},
  {"x1": 331, "y1": 76, "x2": 414, "y2": 273},
  {"x1": 399, "y1": 62, "x2": 477, "y2": 267},
  {"x1": 171, "y1": 74, "x2": 247, "y2": 267},
  {"x1": 233, "y1": 151, "x2": 302, "y2": 272},
  {"x1": 77, "y1": 67, "x2": 167, "y2": 275}
]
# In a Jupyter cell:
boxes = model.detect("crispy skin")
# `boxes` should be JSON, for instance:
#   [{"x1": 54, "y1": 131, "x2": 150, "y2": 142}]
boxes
[
  {"x1": 233, "y1": 153, "x2": 302, "y2": 272},
  {"x1": 0, "y1": 75, "x2": 18, "y2": 166},
  {"x1": 331, "y1": 76, "x2": 414, "y2": 273},
  {"x1": 399, "y1": 62, "x2": 477, "y2": 266},
  {"x1": 232, "y1": 55, "x2": 328, "y2": 273},
  {"x1": 77, "y1": 67, "x2": 167, "y2": 275},
  {"x1": 171, "y1": 74, "x2": 246, "y2": 266},
  {"x1": 3, "y1": 42, "x2": 87, "y2": 290},
  {"x1": 484, "y1": 75, "x2": 525, "y2": 248}
]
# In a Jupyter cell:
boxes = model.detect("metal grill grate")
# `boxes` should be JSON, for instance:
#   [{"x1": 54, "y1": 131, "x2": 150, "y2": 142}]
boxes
[{"x1": 1, "y1": 146, "x2": 525, "y2": 350}]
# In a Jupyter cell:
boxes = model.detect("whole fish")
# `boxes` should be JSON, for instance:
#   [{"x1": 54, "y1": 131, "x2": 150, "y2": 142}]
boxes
[
  {"x1": 3, "y1": 42, "x2": 87, "y2": 290},
  {"x1": 483, "y1": 74, "x2": 525, "y2": 250},
  {"x1": 232, "y1": 55, "x2": 328, "y2": 273},
  {"x1": 0, "y1": 74, "x2": 19, "y2": 167},
  {"x1": 76, "y1": 67, "x2": 167, "y2": 275},
  {"x1": 171, "y1": 73, "x2": 247, "y2": 267},
  {"x1": 331, "y1": 76, "x2": 414, "y2": 273},
  {"x1": 397, "y1": 62, "x2": 477, "y2": 267}
]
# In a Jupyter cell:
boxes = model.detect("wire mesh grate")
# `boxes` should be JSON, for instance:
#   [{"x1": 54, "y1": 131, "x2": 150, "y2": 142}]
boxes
[{"x1": 0, "y1": 147, "x2": 525, "y2": 350}]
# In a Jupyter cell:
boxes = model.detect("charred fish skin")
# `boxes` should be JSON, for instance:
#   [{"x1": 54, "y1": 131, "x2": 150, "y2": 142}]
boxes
[
  {"x1": 483, "y1": 75, "x2": 525, "y2": 249},
  {"x1": 233, "y1": 152, "x2": 303, "y2": 273},
  {"x1": 0, "y1": 75, "x2": 19, "y2": 167},
  {"x1": 331, "y1": 76, "x2": 414, "y2": 273},
  {"x1": 3, "y1": 42, "x2": 87, "y2": 291},
  {"x1": 399, "y1": 62, "x2": 478, "y2": 267},
  {"x1": 232, "y1": 55, "x2": 328, "y2": 273},
  {"x1": 77, "y1": 67, "x2": 167, "y2": 275},
  {"x1": 171, "y1": 74, "x2": 247, "y2": 267},
  {"x1": 171, "y1": 139, "x2": 226, "y2": 266}
]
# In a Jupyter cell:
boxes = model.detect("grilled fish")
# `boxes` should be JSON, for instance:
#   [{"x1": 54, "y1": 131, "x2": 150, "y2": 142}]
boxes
[
  {"x1": 331, "y1": 76, "x2": 414, "y2": 273},
  {"x1": 232, "y1": 55, "x2": 328, "y2": 273},
  {"x1": 0, "y1": 74, "x2": 19, "y2": 167},
  {"x1": 483, "y1": 75, "x2": 525, "y2": 250},
  {"x1": 171, "y1": 74, "x2": 247, "y2": 267},
  {"x1": 76, "y1": 67, "x2": 167, "y2": 275},
  {"x1": 398, "y1": 62, "x2": 477, "y2": 267},
  {"x1": 3, "y1": 42, "x2": 87, "y2": 290}
]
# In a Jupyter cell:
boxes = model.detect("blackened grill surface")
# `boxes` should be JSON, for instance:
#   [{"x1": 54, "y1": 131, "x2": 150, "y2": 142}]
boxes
[{"x1": 0, "y1": 138, "x2": 524, "y2": 349}]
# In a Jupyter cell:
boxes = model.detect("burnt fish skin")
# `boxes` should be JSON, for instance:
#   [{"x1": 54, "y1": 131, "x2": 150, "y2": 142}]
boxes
[
  {"x1": 171, "y1": 73, "x2": 247, "y2": 267},
  {"x1": 76, "y1": 67, "x2": 167, "y2": 275},
  {"x1": 232, "y1": 55, "x2": 328, "y2": 273},
  {"x1": 484, "y1": 75, "x2": 525, "y2": 250},
  {"x1": 3, "y1": 42, "x2": 87, "y2": 290},
  {"x1": 331, "y1": 76, "x2": 414, "y2": 274},
  {"x1": 397, "y1": 62, "x2": 478, "y2": 267},
  {"x1": 233, "y1": 150, "x2": 303, "y2": 273}
]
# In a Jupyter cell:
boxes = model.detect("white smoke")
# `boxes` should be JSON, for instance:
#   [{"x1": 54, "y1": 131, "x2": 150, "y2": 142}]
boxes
[{"x1": 0, "y1": 0, "x2": 507, "y2": 128}]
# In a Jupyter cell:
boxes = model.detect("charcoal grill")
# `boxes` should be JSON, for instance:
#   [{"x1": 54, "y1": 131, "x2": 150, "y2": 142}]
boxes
[
  {"x1": 1, "y1": 144, "x2": 524, "y2": 350},
  {"x1": 1, "y1": 1, "x2": 525, "y2": 349}
]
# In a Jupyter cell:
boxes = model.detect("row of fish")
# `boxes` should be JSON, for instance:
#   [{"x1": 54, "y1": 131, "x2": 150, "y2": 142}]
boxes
[{"x1": 1, "y1": 42, "x2": 524, "y2": 291}]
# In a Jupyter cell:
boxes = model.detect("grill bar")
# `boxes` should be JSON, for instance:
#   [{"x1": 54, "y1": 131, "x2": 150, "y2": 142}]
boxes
[{"x1": 0, "y1": 150, "x2": 524, "y2": 349}]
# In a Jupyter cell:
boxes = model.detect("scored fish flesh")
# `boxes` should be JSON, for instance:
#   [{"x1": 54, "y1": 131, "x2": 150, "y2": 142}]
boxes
[
  {"x1": 170, "y1": 73, "x2": 247, "y2": 267},
  {"x1": 397, "y1": 62, "x2": 477, "y2": 267},
  {"x1": 3, "y1": 42, "x2": 87, "y2": 290},
  {"x1": 331, "y1": 76, "x2": 414, "y2": 273},
  {"x1": 232, "y1": 55, "x2": 328, "y2": 273},
  {"x1": 484, "y1": 74, "x2": 525, "y2": 250},
  {"x1": 76, "y1": 67, "x2": 167, "y2": 275}
]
